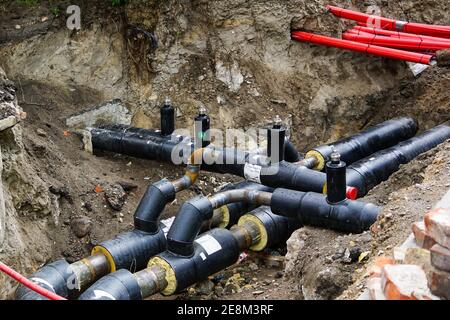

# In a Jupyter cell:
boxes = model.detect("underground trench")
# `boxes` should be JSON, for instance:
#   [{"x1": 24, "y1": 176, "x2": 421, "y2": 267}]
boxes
[{"x1": 10, "y1": 100, "x2": 450, "y2": 300}]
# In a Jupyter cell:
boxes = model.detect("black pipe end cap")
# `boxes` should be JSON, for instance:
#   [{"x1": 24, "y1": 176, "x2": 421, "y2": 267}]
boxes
[{"x1": 78, "y1": 269, "x2": 142, "y2": 300}]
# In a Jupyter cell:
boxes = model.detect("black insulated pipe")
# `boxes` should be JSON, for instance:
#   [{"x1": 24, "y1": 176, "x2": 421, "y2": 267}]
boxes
[
  {"x1": 346, "y1": 124, "x2": 450, "y2": 197},
  {"x1": 152, "y1": 209, "x2": 298, "y2": 297},
  {"x1": 166, "y1": 196, "x2": 213, "y2": 257},
  {"x1": 78, "y1": 269, "x2": 143, "y2": 300},
  {"x1": 95, "y1": 123, "x2": 301, "y2": 164},
  {"x1": 79, "y1": 208, "x2": 301, "y2": 299},
  {"x1": 157, "y1": 228, "x2": 240, "y2": 296},
  {"x1": 91, "y1": 127, "x2": 265, "y2": 177},
  {"x1": 95, "y1": 124, "x2": 165, "y2": 139},
  {"x1": 90, "y1": 128, "x2": 182, "y2": 164},
  {"x1": 326, "y1": 149, "x2": 347, "y2": 204},
  {"x1": 258, "y1": 161, "x2": 327, "y2": 194},
  {"x1": 213, "y1": 181, "x2": 274, "y2": 228},
  {"x1": 267, "y1": 116, "x2": 286, "y2": 163},
  {"x1": 160, "y1": 98, "x2": 175, "y2": 136},
  {"x1": 93, "y1": 229, "x2": 167, "y2": 272},
  {"x1": 134, "y1": 179, "x2": 176, "y2": 233},
  {"x1": 238, "y1": 206, "x2": 302, "y2": 251},
  {"x1": 194, "y1": 105, "x2": 211, "y2": 149},
  {"x1": 284, "y1": 138, "x2": 301, "y2": 162},
  {"x1": 270, "y1": 188, "x2": 381, "y2": 233},
  {"x1": 305, "y1": 117, "x2": 418, "y2": 171},
  {"x1": 15, "y1": 260, "x2": 76, "y2": 300},
  {"x1": 166, "y1": 189, "x2": 272, "y2": 257}
]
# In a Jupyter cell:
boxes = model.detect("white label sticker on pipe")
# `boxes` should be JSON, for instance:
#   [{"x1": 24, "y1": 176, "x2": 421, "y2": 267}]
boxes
[
  {"x1": 195, "y1": 234, "x2": 222, "y2": 256},
  {"x1": 161, "y1": 216, "x2": 175, "y2": 236},
  {"x1": 244, "y1": 163, "x2": 261, "y2": 183}
]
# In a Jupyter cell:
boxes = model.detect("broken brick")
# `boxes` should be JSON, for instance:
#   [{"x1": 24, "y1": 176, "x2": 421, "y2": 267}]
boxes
[
  {"x1": 381, "y1": 264, "x2": 433, "y2": 300},
  {"x1": 369, "y1": 256, "x2": 395, "y2": 278},
  {"x1": 424, "y1": 208, "x2": 450, "y2": 249},
  {"x1": 368, "y1": 256, "x2": 395, "y2": 278},
  {"x1": 430, "y1": 244, "x2": 450, "y2": 273},
  {"x1": 429, "y1": 267, "x2": 450, "y2": 299},
  {"x1": 367, "y1": 277, "x2": 386, "y2": 300},
  {"x1": 412, "y1": 221, "x2": 436, "y2": 249}
]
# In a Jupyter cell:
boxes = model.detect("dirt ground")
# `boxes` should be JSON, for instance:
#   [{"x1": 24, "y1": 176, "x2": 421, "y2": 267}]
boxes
[{"x1": 0, "y1": 0, "x2": 449, "y2": 300}]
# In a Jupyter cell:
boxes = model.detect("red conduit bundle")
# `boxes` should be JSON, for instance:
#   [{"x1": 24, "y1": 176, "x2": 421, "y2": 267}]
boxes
[
  {"x1": 0, "y1": 261, "x2": 66, "y2": 300},
  {"x1": 342, "y1": 33, "x2": 450, "y2": 52},
  {"x1": 290, "y1": 5, "x2": 449, "y2": 65},
  {"x1": 353, "y1": 26, "x2": 450, "y2": 43},
  {"x1": 291, "y1": 31, "x2": 436, "y2": 65},
  {"x1": 326, "y1": 5, "x2": 450, "y2": 38}
]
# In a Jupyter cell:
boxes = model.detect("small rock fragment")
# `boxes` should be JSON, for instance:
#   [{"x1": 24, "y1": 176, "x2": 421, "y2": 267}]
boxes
[
  {"x1": 36, "y1": 128, "x2": 47, "y2": 137},
  {"x1": 71, "y1": 216, "x2": 92, "y2": 238},
  {"x1": 105, "y1": 184, "x2": 126, "y2": 211},
  {"x1": 117, "y1": 181, "x2": 138, "y2": 192},
  {"x1": 249, "y1": 262, "x2": 259, "y2": 271},
  {"x1": 194, "y1": 280, "x2": 215, "y2": 296}
]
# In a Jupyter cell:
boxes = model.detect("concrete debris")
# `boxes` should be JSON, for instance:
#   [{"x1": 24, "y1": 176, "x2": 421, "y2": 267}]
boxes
[
  {"x1": 81, "y1": 130, "x2": 93, "y2": 154},
  {"x1": 215, "y1": 61, "x2": 244, "y2": 93},
  {"x1": 66, "y1": 99, "x2": 132, "y2": 129},
  {"x1": 0, "y1": 116, "x2": 18, "y2": 131}
]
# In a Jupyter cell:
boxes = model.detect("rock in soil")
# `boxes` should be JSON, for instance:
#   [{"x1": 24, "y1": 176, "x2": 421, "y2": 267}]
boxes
[
  {"x1": 105, "y1": 184, "x2": 127, "y2": 211},
  {"x1": 71, "y1": 216, "x2": 93, "y2": 238},
  {"x1": 194, "y1": 280, "x2": 215, "y2": 296}
]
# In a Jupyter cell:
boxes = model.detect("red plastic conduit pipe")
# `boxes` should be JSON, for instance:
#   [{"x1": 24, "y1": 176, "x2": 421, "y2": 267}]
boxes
[
  {"x1": 353, "y1": 26, "x2": 450, "y2": 43},
  {"x1": 291, "y1": 31, "x2": 436, "y2": 65},
  {"x1": 0, "y1": 261, "x2": 66, "y2": 300},
  {"x1": 327, "y1": 5, "x2": 450, "y2": 38},
  {"x1": 346, "y1": 29, "x2": 379, "y2": 37},
  {"x1": 342, "y1": 33, "x2": 450, "y2": 52}
]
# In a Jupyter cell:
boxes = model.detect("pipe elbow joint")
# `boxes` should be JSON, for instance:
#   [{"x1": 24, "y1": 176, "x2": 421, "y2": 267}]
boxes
[
  {"x1": 166, "y1": 196, "x2": 213, "y2": 257},
  {"x1": 134, "y1": 179, "x2": 176, "y2": 233},
  {"x1": 78, "y1": 269, "x2": 142, "y2": 300}
]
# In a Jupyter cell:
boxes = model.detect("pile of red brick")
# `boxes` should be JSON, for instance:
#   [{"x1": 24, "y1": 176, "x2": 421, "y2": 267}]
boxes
[{"x1": 366, "y1": 207, "x2": 450, "y2": 300}]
